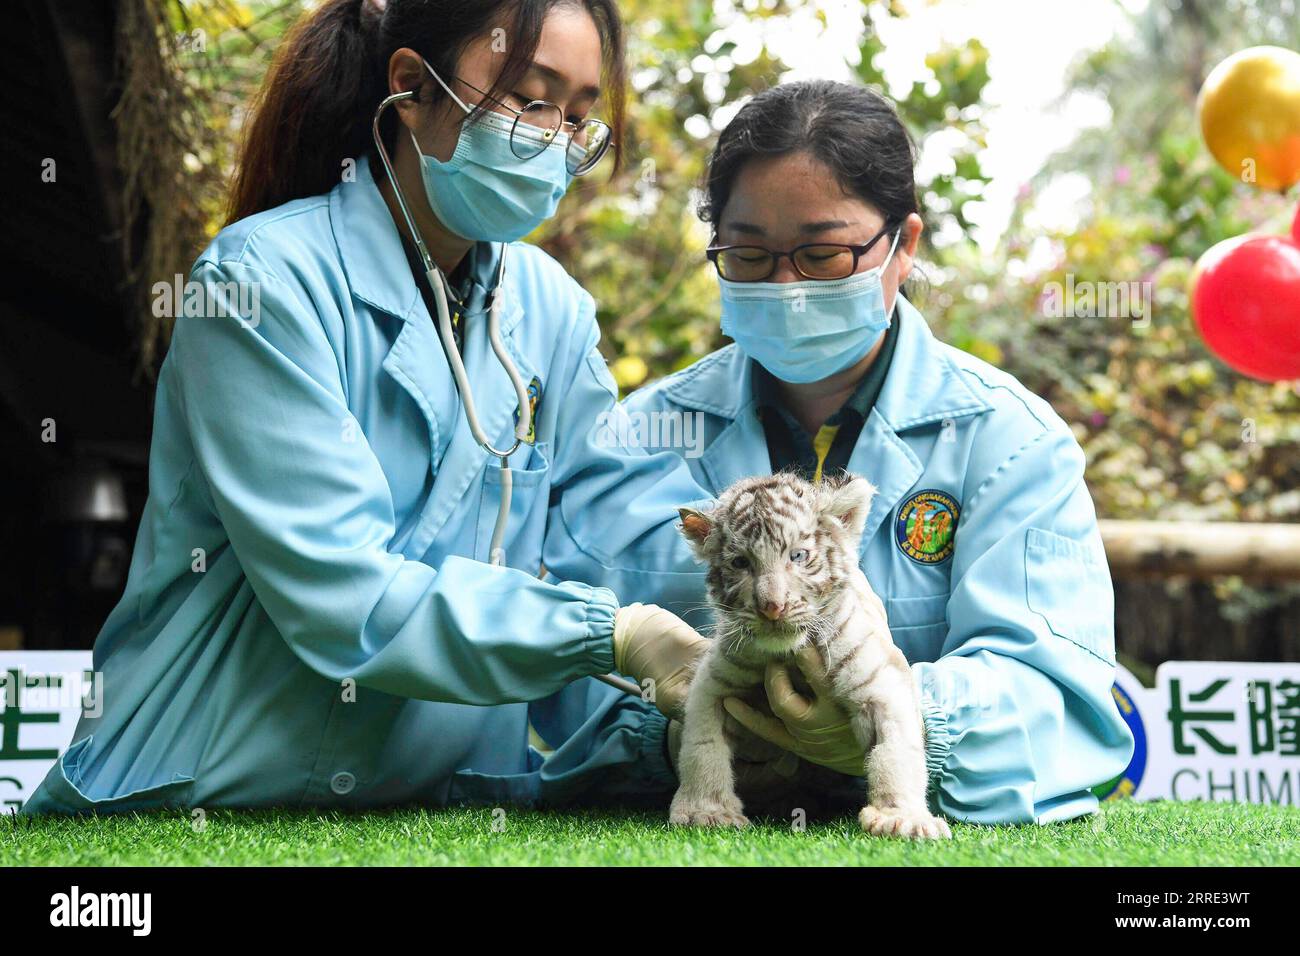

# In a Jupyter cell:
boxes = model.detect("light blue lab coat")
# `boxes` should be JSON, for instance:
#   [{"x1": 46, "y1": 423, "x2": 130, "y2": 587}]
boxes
[
  {"x1": 25, "y1": 157, "x2": 711, "y2": 814},
  {"x1": 624, "y1": 298, "x2": 1135, "y2": 825}
]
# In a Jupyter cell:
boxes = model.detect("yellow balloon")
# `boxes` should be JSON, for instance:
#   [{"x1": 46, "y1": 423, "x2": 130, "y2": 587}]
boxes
[{"x1": 1197, "y1": 45, "x2": 1300, "y2": 192}]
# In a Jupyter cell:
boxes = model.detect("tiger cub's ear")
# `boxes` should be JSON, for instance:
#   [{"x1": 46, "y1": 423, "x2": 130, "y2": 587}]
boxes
[
  {"x1": 818, "y1": 475, "x2": 877, "y2": 542},
  {"x1": 677, "y1": 506, "x2": 716, "y2": 556}
]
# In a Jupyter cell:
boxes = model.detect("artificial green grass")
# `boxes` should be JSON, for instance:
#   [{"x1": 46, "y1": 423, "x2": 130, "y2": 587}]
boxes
[{"x1": 4, "y1": 799, "x2": 1297, "y2": 866}]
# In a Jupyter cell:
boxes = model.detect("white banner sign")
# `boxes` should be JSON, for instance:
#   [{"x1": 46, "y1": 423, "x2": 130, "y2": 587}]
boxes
[
  {"x1": 1098, "y1": 662, "x2": 1300, "y2": 805},
  {"x1": 0, "y1": 652, "x2": 95, "y2": 812}
]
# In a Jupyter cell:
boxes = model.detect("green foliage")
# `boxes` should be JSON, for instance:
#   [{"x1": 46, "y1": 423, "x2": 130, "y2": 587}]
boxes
[
  {"x1": 936, "y1": 0, "x2": 1300, "y2": 532},
  {"x1": 856, "y1": 32, "x2": 992, "y2": 237},
  {"x1": 925, "y1": 0, "x2": 1300, "y2": 619}
]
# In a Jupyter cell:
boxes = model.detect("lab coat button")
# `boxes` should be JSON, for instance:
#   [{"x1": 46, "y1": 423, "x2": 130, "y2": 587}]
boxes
[{"x1": 330, "y1": 771, "x2": 356, "y2": 795}]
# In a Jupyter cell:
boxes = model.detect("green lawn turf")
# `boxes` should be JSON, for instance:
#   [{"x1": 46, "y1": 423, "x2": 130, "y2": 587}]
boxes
[{"x1": 4, "y1": 799, "x2": 1299, "y2": 866}]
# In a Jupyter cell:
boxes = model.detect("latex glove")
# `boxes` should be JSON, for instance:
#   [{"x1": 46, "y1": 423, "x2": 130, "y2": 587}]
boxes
[
  {"x1": 722, "y1": 645, "x2": 866, "y2": 776},
  {"x1": 613, "y1": 603, "x2": 709, "y2": 719},
  {"x1": 667, "y1": 716, "x2": 799, "y2": 796}
]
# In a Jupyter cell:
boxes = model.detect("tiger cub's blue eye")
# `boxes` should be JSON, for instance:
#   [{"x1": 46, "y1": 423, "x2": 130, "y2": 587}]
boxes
[
  {"x1": 730, "y1": 554, "x2": 750, "y2": 570},
  {"x1": 790, "y1": 549, "x2": 809, "y2": 564}
]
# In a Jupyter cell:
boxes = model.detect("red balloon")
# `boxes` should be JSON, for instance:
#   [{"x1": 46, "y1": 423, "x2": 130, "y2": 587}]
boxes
[
  {"x1": 1293, "y1": 201, "x2": 1300, "y2": 243},
  {"x1": 1191, "y1": 233, "x2": 1300, "y2": 381}
]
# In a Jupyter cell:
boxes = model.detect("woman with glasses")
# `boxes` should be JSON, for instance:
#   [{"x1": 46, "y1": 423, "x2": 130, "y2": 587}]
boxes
[
  {"x1": 25, "y1": 0, "x2": 777, "y2": 815},
  {"x1": 626, "y1": 80, "x2": 1134, "y2": 826}
]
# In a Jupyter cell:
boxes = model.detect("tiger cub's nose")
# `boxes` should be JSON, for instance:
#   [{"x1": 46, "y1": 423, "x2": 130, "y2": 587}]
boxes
[{"x1": 760, "y1": 600, "x2": 786, "y2": 621}]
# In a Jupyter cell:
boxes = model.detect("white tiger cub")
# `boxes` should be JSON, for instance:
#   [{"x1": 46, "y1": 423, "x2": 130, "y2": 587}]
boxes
[{"x1": 670, "y1": 472, "x2": 951, "y2": 839}]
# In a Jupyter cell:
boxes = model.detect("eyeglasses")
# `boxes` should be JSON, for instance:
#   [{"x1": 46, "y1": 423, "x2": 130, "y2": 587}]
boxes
[
  {"x1": 424, "y1": 63, "x2": 613, "y2": 176},
  {"x1": 706, "y1": 221, "x2": 900, "y2": 282}
]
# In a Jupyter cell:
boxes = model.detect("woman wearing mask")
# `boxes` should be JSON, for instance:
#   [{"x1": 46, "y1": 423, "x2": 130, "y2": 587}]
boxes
[
  {"x1": 626, "y1": 80, "x2": 1134, "y2": 826},
  {"x1": 26, "y1": 0, "x2": 752, "y2": 814}
]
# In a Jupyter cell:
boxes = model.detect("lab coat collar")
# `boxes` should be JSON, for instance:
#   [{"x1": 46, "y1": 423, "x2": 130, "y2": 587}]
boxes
[
  {"x1": 377, "y1": 271, "x2": 540, "y2": 558},
  {"x1": 652, "y1": 346, "x2": 769, "y2": 493},
  {"x1": 402, "y1": 294, "x2": 541, "y2": 557},
  {"x1": 329, "y1": 155, "x2": 522, "y2": 335},
  {"x1": 873, "y1": 295, "x2": 992, "y2": 432},
  {"x1": 843, "y1": 298, "x2": 993, "y2": 546}
]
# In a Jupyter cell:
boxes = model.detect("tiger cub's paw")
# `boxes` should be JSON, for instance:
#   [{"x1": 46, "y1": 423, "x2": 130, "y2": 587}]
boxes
[
  {"x1": 669, "y1": 791, "x2": 750, "y2": 829},
  {"x1": 859, "y1": 804, "x2": 952, "y2": 840}
]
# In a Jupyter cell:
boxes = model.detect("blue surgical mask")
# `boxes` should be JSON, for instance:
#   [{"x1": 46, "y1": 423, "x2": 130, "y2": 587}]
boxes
[
  {"x1": 719, "y1": 229, "x2": 902, "y2": 383},
  {"x1": 410, "y1": 64, "x2": 574, "y2": 242}
]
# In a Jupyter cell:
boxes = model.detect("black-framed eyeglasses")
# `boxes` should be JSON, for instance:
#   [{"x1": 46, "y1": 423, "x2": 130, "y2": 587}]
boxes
[
  {"x1": 706, "y1": 221, "x2": 900, "y2": 282},
  {"x1": 425, "y1": 63, "x2": 613, "y2": 176}
]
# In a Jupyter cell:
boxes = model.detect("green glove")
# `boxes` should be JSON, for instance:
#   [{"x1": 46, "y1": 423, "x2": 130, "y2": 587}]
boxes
[{"x1": 722, "y1": 645, "x2": 866, "y2": 777}]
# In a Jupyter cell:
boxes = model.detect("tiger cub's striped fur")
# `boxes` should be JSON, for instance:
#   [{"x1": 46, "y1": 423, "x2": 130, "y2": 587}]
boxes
[{"x1": 671, "y1": 472, "x2": 950, "y2": 839}]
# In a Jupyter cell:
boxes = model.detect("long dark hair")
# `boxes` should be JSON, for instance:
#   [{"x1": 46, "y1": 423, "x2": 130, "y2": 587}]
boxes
[
  {"x1": 699, "y1": 80, "x2": 919, "y2": 232},
  {"x1": 228, "y1": 0, "x2": 626, "y2": 224}
]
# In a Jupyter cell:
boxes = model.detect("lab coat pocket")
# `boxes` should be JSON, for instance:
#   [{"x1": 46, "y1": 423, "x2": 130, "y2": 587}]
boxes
[
  {"x1": 31, "y1": 736, "x2": 195, "y2": 815},
  {"x1": 475, "y1": 442, "x2": 551, "y2": 567},
  {"x1": 884, "y1": 593, "x2": 949, "y2": 663},
  {"x1": 1024, "y1": 527, "x2": 1115, "y2": 664}
]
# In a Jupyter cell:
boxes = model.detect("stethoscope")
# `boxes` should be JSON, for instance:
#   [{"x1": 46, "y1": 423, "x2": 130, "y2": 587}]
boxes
[
  {"x1": 373, "y1": 90, "x2": 532, "y2": 568},
  {"x1": 373, "y1": 92, "x2": 640, "y2": 698}
]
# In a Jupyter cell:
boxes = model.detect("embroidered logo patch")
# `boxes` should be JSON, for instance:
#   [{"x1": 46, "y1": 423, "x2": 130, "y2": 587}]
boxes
[
  {"x1": 514, "y1": 375, "x2": 542, "y2": 444},
  {"x1": 895, "y1": 489, "x2": 959, "y2": 564}
]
